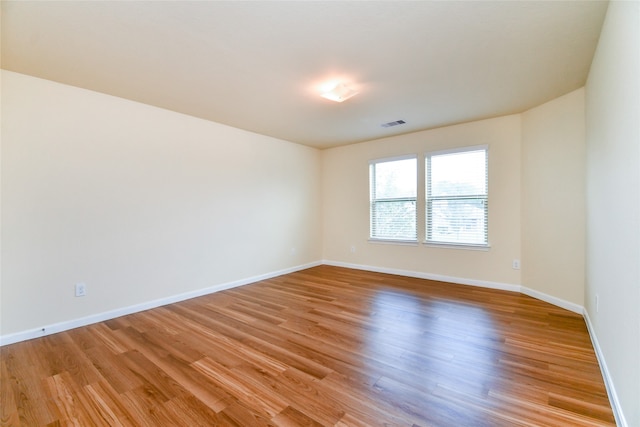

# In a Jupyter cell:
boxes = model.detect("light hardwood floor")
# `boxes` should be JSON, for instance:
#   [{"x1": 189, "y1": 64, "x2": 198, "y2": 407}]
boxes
[{"x1": 1, "y1": 265, "x2": 615, "y2": 426}]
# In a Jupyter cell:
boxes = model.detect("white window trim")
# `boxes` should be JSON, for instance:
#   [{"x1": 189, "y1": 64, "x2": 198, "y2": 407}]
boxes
[
  {"x1": 425, "y1": 144, "x2": 488, "y2": 157},
  {"x1": 422, "y1": 242, "x2": 491, "y2": 251},
  {"x1": 369, "y1": 238, "x2": 419, "y2": 246}
]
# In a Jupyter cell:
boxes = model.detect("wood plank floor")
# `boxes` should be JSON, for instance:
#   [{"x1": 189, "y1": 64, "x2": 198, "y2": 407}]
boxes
[{"x1": 1, "y1": 265, "x2": 615, "y2": 426}]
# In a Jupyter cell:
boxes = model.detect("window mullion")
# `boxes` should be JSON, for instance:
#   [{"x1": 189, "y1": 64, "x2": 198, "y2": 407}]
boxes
[{"x1": 426, "y1": 155, "x2": 432, "y2": 241}]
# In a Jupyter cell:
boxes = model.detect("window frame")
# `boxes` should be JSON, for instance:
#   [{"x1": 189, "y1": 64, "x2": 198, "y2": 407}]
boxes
[
  {"x1": 369, "y1": 154, "x2": 418, "y2": 244},
  {"x1": 424, "y1": 145, "x2": 489, "y2": 249}
]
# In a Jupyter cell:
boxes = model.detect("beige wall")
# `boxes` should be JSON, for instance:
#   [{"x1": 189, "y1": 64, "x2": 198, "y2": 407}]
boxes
[
  {"x1": 322, "y1": 115, "x2": 522, "y2": 286},
  {"x1": 522, "y1": 88, "x2": 586, "y2": 306},
  {"x1": 585, "y1": 1, "x2": 640, "y2": 426},
  {"x1": 322, "y1": 89, "x2": 589, "y2": 306},
  {"x1": 1, "y1": 70, "x2": 322, "y2": 336}
]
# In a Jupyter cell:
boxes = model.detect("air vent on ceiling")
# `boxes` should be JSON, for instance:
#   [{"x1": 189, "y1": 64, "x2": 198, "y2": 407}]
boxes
[{"x1": 381, "y1": 119, "x2": 406, "y2": 128}]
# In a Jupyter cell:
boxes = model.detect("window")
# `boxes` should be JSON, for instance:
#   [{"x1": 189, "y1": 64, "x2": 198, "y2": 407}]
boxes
[
  {"x1": 425, "y1": 147, "x2": 488, "y2": 246},
  {"x1": 369, "y1": 156, "x2": 417, "y2": 241}
]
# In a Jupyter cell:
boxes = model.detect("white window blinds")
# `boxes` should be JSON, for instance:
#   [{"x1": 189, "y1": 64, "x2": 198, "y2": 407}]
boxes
[
  {"x1": 370, "y1": 156, "x2": 417, "y2": 241},
  {"x1": 426, "y1": 147, "x2": 488, "y2": 246}
]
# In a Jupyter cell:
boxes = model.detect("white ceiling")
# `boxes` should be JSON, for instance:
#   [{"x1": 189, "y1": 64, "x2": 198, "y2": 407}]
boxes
[{"x1": 1, "y1": 1, "x2": 608, "y2": 149}]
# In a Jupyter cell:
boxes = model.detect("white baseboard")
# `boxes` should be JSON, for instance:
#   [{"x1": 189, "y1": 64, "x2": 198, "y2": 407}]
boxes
[
  {"x1": 0, "y1": 261, "x2": 321, "y2": 347},
  {"x1": 520, "y1": 286, "x2": 583, "y2": 314},
  {"x1": 324, "y1": 260, "x2": 588, "y2": 315},
  {"x1": 0, "y1": 260, "x2": 589, "y2": 344},
  {"x1": 325, "y1": 260, "x2": 626, "y2": 425},
  {"x1": 0, "y1": 260, "x2": 627, "y2": 425},
  {"x1": 583, "y1": 310, "x2": 628, "y2": 427},
  {"x1": 1, "y1": 261, "x2": 582, "y2": 346},
  {"x1": 323, "y1": 259, "x2": 521, "y2": 292}
]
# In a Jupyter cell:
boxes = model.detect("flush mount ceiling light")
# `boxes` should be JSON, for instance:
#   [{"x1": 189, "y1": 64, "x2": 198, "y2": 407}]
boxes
[{"x1": 320, "y1": 82, "x2": 359, "y2": 103}]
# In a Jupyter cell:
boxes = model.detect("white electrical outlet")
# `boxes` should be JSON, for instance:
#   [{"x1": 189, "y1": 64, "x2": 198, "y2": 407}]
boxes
[
  {"x1": 512, "y1": 259, "x2": 521, "y2": 270},
  {"x1": 75, "y1": 282, "x2": 87, "y2": 297},
  {"x1": 350, "y1": 245, "x2": 356, "y2": 253}
]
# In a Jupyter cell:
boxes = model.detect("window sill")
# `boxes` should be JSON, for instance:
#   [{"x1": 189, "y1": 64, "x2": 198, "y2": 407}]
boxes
[
  {"x1": 369, "y1": 238, "x2": 419, "y2": 246},
  {"x1": 422, "y1": 242, "x2": 491, "y2": 251}
]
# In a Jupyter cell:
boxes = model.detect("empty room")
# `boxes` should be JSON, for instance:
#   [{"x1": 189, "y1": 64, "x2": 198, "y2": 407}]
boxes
[{"x1": 1, "y1": 1, "x2": 638, "y2": 426}]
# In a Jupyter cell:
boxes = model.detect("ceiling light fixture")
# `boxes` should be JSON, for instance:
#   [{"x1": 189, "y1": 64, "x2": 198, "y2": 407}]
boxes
[{"x1": 320, "y1": 82, "x2": 359, "y2": 103}]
